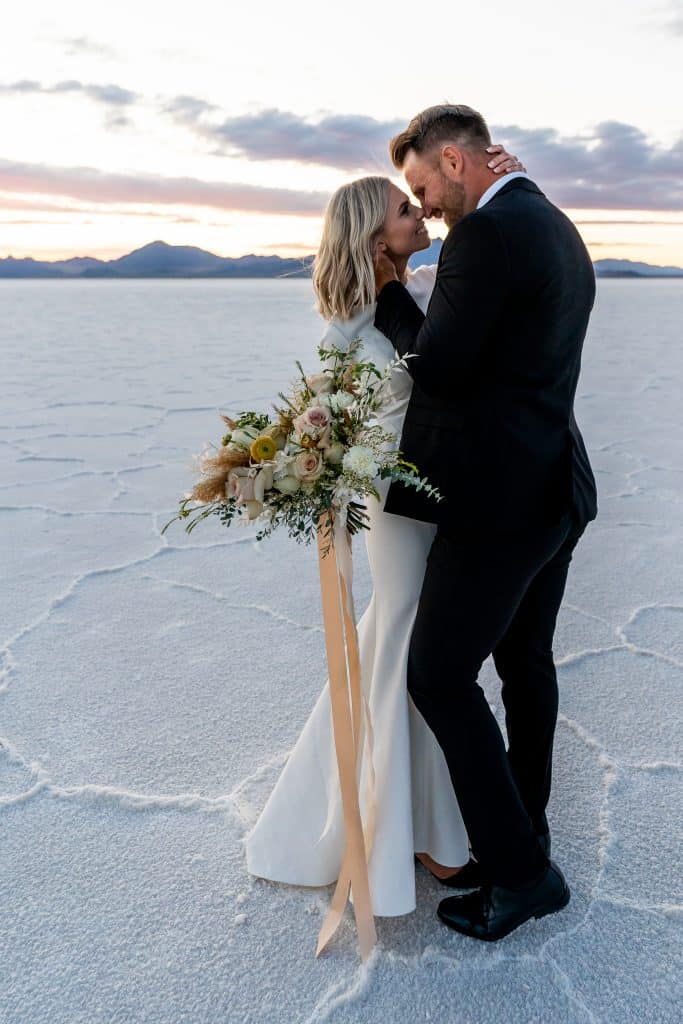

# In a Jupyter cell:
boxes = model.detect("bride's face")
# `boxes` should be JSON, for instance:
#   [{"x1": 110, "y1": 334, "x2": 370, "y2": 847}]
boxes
[{"x1": 378, "y1": 183, "x2": 431, "y2": 259}]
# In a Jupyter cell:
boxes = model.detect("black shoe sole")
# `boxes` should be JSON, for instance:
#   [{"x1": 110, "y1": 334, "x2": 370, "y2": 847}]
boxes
[{"x1": 438, "y1": 883, "x2": 571, "y2": 942}]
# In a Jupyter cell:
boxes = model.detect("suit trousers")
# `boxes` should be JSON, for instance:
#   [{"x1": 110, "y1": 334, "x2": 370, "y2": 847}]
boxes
[{"x1": 406, "y1": 508, "x2": 585, "y2": 888}]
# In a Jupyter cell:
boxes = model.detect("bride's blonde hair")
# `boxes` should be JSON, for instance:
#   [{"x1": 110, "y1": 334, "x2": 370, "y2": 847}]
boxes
[{"x1": 312, "y1": 176, "x2": 390, "y2": 322}]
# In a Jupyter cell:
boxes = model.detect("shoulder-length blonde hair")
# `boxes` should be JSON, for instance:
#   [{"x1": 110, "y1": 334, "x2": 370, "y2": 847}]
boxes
[{"x1": 312, "y1": 176, "x2": 390, "y2": 322}]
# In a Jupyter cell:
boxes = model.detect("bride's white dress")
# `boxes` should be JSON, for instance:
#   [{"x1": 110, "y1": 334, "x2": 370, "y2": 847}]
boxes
[{"x1": 244, "y1": 265, "x2": 470, "y2": 915}]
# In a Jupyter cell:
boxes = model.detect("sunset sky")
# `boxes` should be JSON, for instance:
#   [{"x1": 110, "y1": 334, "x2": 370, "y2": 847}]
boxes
[{"x1": 1, "y1": 0, "x2": 682, "y2": 266}]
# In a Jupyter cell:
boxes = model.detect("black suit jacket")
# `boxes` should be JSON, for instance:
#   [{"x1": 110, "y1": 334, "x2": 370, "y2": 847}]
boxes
[{"x1": 374, "y1": 177, "x2": 598, "y2": 534}]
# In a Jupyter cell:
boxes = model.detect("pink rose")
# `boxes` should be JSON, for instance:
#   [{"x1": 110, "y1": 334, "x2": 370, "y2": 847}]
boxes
[
  {"x1": 293, "y1": 450, "x2": 324, "y2": 482},
  {"x1": 293, "y1": 405, "x2": 331, "y2": 436}
]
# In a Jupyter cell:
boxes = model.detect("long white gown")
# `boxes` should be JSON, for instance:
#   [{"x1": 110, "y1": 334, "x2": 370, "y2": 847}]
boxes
[{"x1": 244, "y1": 265, "x2": 470, "y2": 916}]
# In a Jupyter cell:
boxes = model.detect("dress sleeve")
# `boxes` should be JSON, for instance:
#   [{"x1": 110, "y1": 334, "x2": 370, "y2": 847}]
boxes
[
  {"x1": 319, "y1": 320, "x2": 350, "y2": 371},
  {"x1": 320, "y1": 320, "x2": 349, "y2": 349},
  {"x1": 321, "y1": 318, "x2": 392, "y2": 374}
]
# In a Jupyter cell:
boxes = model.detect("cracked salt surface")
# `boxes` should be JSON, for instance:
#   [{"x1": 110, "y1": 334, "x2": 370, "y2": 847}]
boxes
[{"x1": 1, "y1": 279, "x2": 681, "y2": 1023}]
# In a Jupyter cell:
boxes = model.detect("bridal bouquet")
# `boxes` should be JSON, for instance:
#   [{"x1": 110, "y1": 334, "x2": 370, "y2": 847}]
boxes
[{"x1": 162, "y1": 338, "x2": 441, "y2": 545}]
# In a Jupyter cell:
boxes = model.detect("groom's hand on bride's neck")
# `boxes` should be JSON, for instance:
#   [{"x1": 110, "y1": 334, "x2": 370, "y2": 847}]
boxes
[{"x1": 373, "y1": 243, "x2": 399, "y2": 296}]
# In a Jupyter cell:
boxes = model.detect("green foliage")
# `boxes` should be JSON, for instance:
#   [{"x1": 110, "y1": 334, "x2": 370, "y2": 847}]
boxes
[{"x1": 235, "y1": 411, "x2": 270, "y2": 431}]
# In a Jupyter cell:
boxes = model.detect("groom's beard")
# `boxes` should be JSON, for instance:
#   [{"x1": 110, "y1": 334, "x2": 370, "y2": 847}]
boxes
[{"x1": 441, "y1": 180, "x2": 466, "y2": 229}]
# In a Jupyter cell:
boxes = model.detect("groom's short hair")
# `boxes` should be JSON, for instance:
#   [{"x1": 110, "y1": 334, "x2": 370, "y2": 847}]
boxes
[{"x1": 389, "y1": 104, "x2": 491, "y2": 168}]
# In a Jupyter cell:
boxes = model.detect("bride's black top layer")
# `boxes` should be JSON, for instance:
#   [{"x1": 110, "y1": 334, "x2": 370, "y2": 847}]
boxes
[{"x1": 374, "y1": 177, "x2": 598, "y2": 535}]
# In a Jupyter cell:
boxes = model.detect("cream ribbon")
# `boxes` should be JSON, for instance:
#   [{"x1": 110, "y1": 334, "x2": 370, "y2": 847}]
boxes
[{"x1": 315, "y1": 511, "x2": 377, "y2": 963}]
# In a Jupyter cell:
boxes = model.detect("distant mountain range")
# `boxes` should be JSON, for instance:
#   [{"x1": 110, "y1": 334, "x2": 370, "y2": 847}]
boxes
[
  {"x1": 0, "y1": 239, "x2": 681, "y2": 279},
  {"x1": 0, "y1": 241, "x2": 312, "y2": 279},
  {"x1": 589, "y1": 258, "x2": 683, "y2": 278}
]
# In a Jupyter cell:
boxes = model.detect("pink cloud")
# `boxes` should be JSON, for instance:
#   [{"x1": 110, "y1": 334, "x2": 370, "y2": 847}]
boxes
[{"x1": 0, "y1": 158, "x2": 329, "y2": 216}]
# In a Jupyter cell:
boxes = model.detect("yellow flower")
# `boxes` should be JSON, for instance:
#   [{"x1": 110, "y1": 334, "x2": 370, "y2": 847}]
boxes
[{"x1": 250, "y1": 435, "x2": 277, "y2": 462}]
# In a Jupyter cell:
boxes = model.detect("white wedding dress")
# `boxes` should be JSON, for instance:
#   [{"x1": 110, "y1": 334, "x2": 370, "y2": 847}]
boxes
[{"x1": 244, "y1": 265, "x2": 470, "y2": 915}]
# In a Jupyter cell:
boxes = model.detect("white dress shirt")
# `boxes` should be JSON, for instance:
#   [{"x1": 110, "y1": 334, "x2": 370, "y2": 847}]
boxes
[{"x1": 476, "y1": 171, "x2": 530, "y2": 209}]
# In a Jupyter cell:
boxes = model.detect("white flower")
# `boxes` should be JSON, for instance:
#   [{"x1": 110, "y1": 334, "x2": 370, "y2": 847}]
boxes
[
  {"x1": 332, "y1": 483, "x2": 356, "y2": 507},
  {"x1": 321, "y1": 387, "x2": 358, "y2": 411},
  {"x1": 342, "y1": 445, "x2": 378, "y2": 479},
  {"x1": 230, "y1": 424, "x2": 261, "y2": 449},
  {"x1": 331, "y1": 390, "x2": 355, "y2": 411},
  {"x1": 273, "y1": 475, "x2": 301, "y2": 495},
  {"x1": 319, "y1": 390, "x2": 355, "y2": 413},
  {"x1": 273, "y1": 449, "x2": 295, "y2": 478}
]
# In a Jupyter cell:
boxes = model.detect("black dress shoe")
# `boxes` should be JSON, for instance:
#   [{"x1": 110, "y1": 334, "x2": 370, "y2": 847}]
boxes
[
  {"x1": 427, "y1": 831, "x2": 551, "y2": 890},
  {"x1": 437, "y1": 858, "x2": 570, "y2": 942}
]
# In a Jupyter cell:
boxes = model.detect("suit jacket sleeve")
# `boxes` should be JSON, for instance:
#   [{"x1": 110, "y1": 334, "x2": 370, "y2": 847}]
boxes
[{"x1": 374, "y1": 211, "x2": 510, "y2": 398}]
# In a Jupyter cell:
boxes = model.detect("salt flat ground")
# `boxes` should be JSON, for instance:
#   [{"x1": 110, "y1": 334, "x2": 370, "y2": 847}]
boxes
[{"x1": 0, "y1": 279, "x2": 681, "y2": 1024}]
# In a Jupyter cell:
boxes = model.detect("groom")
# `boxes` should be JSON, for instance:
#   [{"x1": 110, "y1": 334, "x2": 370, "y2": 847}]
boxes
[{"x1": 373, "y1": 104, "x2": 597, "y2": 941}]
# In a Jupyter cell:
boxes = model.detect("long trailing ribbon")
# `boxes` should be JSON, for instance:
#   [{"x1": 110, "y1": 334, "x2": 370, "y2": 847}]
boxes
[{"x1": 315, "y1": 511, "x2": 377, "y2": 963}]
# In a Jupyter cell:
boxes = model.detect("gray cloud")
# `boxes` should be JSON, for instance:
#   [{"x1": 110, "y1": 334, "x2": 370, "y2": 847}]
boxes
[
  {"x1": 160, "y1": 102, "x2": 683, "y2": 211},
  {"x1": 161, "y1": 94, "x2": 220, "y2": 123},
  {"x1": 165, "y1": 103, "x2": 404, "y2": 172},
  {"x1": 493, "y1": 120, "x2": 683, "y2": 211},
  {"x1": 0, "y1": 80, "x2": 137, "y2": 105},
  {"x1": 0, "y1": 79, "x2": 138, "y2": 129},
  {"x1": 0, "y1": 158, "x2": 329, "y2": 216},
  {"x1": 54, "y1": 81, "x2": 137, "y2": 105},
  {"x1": 61, "y1": 36, "x2": 120, "y2": 59}
]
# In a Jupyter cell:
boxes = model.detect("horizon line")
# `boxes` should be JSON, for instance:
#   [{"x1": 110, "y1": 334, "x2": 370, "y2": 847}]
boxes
[{"x1": 1, "y1": 238, "x2": 682, "y2": 272}]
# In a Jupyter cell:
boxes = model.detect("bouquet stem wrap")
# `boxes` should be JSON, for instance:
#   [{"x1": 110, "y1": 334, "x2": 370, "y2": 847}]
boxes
[{"x1": 315, "y1": 511, "x2": 377, "y2": 963}]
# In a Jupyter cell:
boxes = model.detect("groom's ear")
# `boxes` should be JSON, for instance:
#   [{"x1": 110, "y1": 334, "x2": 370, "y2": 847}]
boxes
[{"x1": 441, "y1": 144, "x2": 465, "y2": 178}]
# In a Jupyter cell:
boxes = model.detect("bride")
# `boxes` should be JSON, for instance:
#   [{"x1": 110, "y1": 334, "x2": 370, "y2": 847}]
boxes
[{"x1": 244, "y1": 146, "x2": 525, "y2": 916}]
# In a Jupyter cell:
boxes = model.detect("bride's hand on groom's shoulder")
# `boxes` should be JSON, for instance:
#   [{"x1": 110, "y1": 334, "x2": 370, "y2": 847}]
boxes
[
  {"x1": 486, "y1": 143, "x2": 526, "y2": 174},
  {"x1": 373, "y1": 242, "x2": 399, "y2": 297}
]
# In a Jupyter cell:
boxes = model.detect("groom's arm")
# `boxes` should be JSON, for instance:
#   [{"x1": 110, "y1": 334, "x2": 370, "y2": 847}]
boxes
[{"x1": 374, "y1": 213, "x2": 509, "y2": 399}]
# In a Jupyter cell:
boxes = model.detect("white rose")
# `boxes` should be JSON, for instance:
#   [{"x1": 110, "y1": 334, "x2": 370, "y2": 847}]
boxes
[
  {"x1": 273, "y1": 475, "x2": 301, "y2": 495},
  {"x1": 230, "y1": 424, "x2": 261, "y2": 449},
  {"x1": 342, "y1": 445, "x2": 378, "y2": 479}
]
